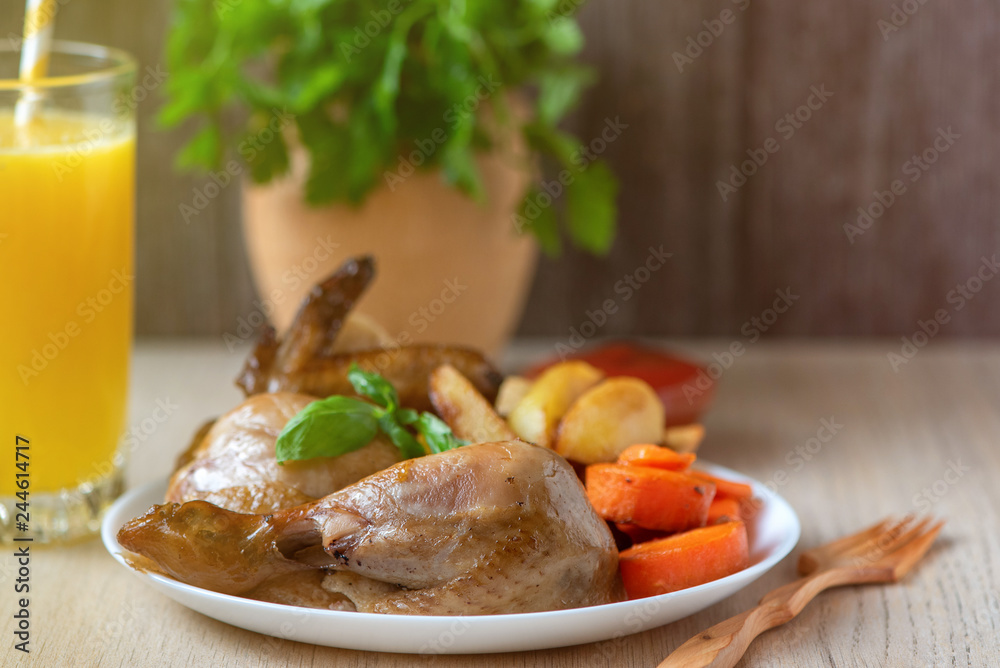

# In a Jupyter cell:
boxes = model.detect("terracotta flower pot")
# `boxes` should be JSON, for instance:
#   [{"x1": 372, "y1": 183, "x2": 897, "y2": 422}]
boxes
[{"x1": 241, "y1": 136, "x2": 537, "y2": 356}]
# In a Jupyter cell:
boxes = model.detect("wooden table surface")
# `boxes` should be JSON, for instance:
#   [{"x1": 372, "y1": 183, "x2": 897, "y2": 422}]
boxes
[{"x1": 4, "y1": 340, "x2": 998, "y2": 667}]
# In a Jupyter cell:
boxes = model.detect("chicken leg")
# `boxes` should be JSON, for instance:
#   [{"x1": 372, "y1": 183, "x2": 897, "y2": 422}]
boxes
[{"x1": 118, "y1": 441, "x2": 624, "y2": 614}]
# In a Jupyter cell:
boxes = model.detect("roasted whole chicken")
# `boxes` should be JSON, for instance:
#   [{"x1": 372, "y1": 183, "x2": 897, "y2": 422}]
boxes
[
  {"x1": 123, "y1": 257, "x2": 624, "y2": 616},
  {"x1": 119, "y1": 441, "x2": 625, "y2": 615}
]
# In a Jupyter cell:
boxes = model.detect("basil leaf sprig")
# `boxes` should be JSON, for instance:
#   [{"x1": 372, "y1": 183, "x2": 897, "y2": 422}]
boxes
[
  {"x1": 275, "y1": 364, "x2": 466, "y2": 463},
  {"x1": 274, "y1": 395, "x2": 381, "y2": 463}
]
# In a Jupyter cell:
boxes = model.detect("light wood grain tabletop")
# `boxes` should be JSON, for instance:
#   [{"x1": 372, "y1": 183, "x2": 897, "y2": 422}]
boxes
[{"x1": 4, "y1": 339, "x2": 998, "y2": 668}]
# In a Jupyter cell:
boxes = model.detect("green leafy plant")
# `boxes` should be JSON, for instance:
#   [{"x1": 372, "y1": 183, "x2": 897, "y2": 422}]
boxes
[
  {"x1": 163, "y1": 0, "x2": 618, "y2": 254},
  {"x1": 275, "y1": 364, "x2": 465, "y2": 463}
]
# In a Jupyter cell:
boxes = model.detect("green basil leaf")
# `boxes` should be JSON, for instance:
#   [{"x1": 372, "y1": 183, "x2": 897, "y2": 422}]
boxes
[
  {"x1": 537, "y1": 67, "x2": 594, "y2": 126},
  {"x1": 175, "y1": 124, "x2": 222, "y2": 170},
  {"x1": 348, "y1": 363, "x2": 399, "y2": 409},
  {"x1": 275, "y1": 396, "x2": 379, "y2": 464},
  {"x1": 543, "y1": 18, "x2": 584, "y2": 56},
  {"x1": 515, "y1": 188, "x2": 561, "y2": 257},
  {"x1": 378, "y1": 414, "x2": 425, "y2": 460},
  {"x1": 300, "y1": 110, "x2": 351, "y2": 205},
  {"x1": 522, "y1": 122, "x2": 580, "y2": 167},
  {"x1": 440, "y1": 111, "x2": 484, "y2": 200},
  {"x1": 373, "y1": 37, "x2": 406, "y2": 130},
  {"x1": 243, "y1": 121, "x2": 290, "y2": 184},
  {"x1": 396, "y1": 408, "x2": 419, "y2": 425},
  {"x1": 415, "y1": 412, "x2": 467, "y2": 454},
  {"x1": 293, "y1": 62, "x2": 347, "y2": 112},
  {"x1": 566, "y1": 160, "x2": 618, "y2": 255}
]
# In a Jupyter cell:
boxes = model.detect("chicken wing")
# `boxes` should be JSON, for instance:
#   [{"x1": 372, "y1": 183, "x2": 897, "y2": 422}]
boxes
[
  {"x1": 236, "y1": 255, "x2": 376, "y2": 395},
  {"x1": 234, "y1": 255, "x2": 502, "y2": 410},
  {"x1": 262, "y1": 345, "x2": 503, "y2": 412}
]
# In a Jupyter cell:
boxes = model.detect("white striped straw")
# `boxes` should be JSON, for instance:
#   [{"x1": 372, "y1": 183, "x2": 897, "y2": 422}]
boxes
[{"x1": 14, "y1": 0, "x2": 58, "y2": 127}]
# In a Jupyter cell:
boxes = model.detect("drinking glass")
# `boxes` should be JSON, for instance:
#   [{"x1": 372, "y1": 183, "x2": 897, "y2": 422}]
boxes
[{"x1": 0, "y1": 41, "x2": 136, "y2": 543}]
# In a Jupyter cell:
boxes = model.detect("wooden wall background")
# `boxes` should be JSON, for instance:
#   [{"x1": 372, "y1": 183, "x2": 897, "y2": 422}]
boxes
[{"x1": 6, "y1": 0, "x2": 999, "y2": 337}]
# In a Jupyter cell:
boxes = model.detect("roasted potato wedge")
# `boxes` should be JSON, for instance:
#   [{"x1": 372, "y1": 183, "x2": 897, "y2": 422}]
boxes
[
  {"x1": 494, "y1": 376, "x2": 532, "y2": 417},
  {"x1": 507, "y1": 361, "x2": 604, "y2": 447},
  {"x1": 662, "y1": 423, "x2": 705, "y2": 453},
  {"x1": 430, "y1": 364, "x2": 516, "y2": 443},
  {"x1": 554, "y1": 377, "x2": 665, "y2": 464}
]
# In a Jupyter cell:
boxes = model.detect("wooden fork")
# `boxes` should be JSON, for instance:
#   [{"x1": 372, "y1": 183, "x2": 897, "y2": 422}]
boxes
[{"x1": 658, "y1": 515, "x2": 944, "y2": 668}]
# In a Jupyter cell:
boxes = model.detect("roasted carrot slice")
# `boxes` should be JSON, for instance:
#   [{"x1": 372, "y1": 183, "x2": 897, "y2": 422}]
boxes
[
  {"x1": 618, "y1": 521, "x2": 750, "y2": 598},
  {"x1": 707, "y1": 497, "x2": 743, "y2": 525},
  {"x1": 585, "y1": 464, "x2": 715, "y2": 532},
  {"x1": 691, "y1": 471, "x2": 753, "y2": 500},
  {"x1": 615, "y1": 522, "x2": 670, "y2": 546},
  {"x1": 617, "y1": 444, "x2": 695, "y2": 471}
]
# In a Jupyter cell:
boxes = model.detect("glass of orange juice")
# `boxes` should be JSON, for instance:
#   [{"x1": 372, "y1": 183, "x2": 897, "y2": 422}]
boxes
[{"x1": 0, "y1": 41, "x2": 136, "y2": 543}]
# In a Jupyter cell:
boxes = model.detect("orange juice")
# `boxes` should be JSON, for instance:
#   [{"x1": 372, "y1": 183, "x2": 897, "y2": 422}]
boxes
[{"x1": 0, "y1": 110, "x2": 134, "y2": 493}]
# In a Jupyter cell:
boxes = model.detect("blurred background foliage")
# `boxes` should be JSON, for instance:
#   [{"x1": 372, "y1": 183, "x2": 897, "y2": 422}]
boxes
[{"x1": 4, "y1": 0, "x2": 998, "y2": 339}]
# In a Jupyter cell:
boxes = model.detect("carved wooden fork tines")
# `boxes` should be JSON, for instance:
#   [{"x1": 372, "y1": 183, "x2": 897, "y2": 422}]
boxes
[{"x1": 658, "y1": 515, "x2": 945, "y2": 668}]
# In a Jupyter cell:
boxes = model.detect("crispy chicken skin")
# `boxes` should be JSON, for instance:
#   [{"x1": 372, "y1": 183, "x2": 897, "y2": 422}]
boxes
[
  {"x1": 120, "y1": 441, "x2": 625, "y2": 614},
  {"x1": 167, "y1": 392, "x2": 400, "y2": 514}
]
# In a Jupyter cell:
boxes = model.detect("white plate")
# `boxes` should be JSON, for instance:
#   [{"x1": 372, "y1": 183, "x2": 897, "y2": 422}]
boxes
[{"x1": 102, "y1": 461, "x2": 799, "y2": 654}]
